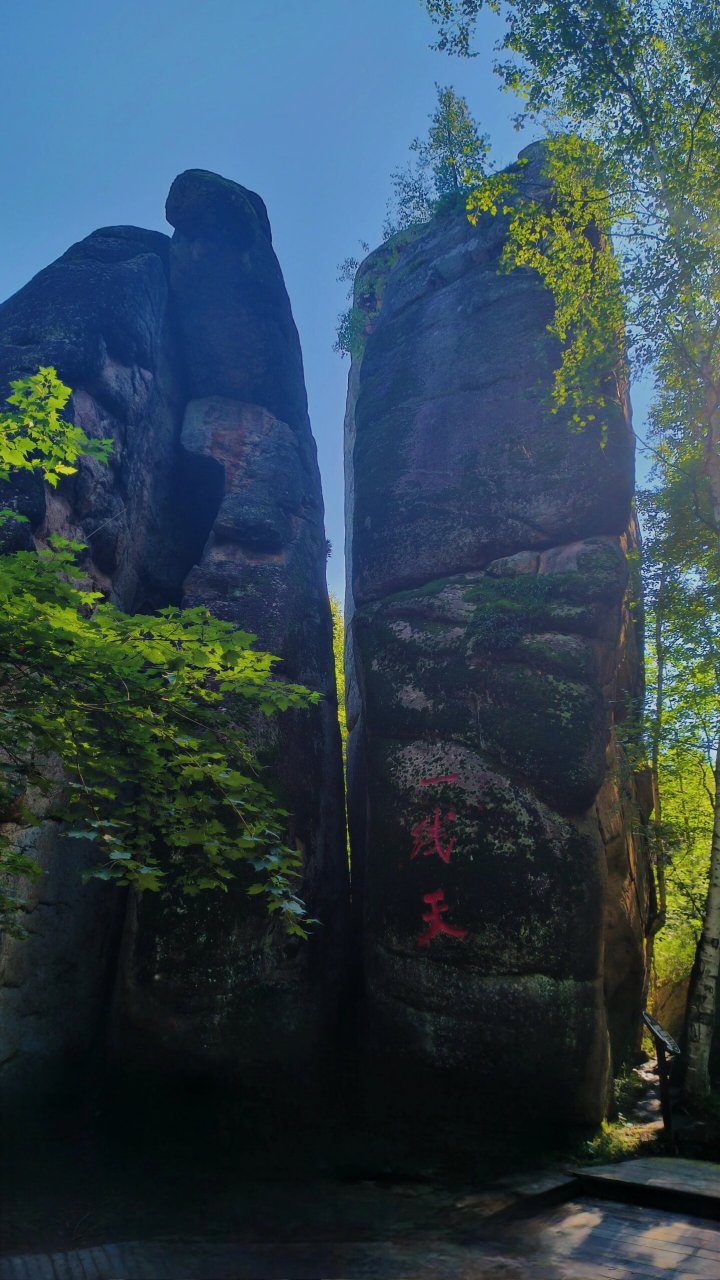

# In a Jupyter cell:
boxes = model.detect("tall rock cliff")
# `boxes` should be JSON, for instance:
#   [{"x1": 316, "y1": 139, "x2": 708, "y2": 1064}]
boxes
[
  {"x1": 345, "y1": 145, "x2": 651, "y2": 1124},
  {"x1": 0, "y1": 172, "x2": 348, "y2": 1094}
]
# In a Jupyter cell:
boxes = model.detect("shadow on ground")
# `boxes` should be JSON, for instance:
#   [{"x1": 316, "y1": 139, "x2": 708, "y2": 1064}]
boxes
[{"x1": 0, "y1": 1066, "x2": 577, "y2": 1258}]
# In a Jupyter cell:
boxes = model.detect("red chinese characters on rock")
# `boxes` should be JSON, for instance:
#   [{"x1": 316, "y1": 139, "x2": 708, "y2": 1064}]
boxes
[
  {"x1": 410, "y1": 807, "x2": 457, "y2": 865},
  {"x1": 411, "y1": 774, "x2": 468, "y2": 948},
  {"x1": 417, "y1": 889, "x2": 468, "y2": 947}
]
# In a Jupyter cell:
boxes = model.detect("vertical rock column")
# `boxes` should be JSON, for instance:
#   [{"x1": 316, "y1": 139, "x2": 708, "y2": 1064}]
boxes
[
  {"x1": 112, "y1": 172, "x2": 348, "y2": 1077},
  {"x1": 345, "y1": 145, "x2": 651, "y2": 1124},
  {"x1": 0, "y1": 173, "x2": 348, "y2": 1096}
]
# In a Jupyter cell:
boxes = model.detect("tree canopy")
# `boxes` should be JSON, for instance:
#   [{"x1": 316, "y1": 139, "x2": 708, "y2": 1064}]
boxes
[
  {"x1": 425, "y1": 1, "x2": 720, "y2": 478},
  {"x1": 384, "y1": 82, "x2": 490, "y2": 235},
  {"x1": 335, "y1": 83, "x2": 489, "y2": 356}
]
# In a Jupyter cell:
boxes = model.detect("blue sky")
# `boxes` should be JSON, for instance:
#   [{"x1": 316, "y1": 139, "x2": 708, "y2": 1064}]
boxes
[{"x1": 0, "y1": 1, "x2": 646, "y2": 600}]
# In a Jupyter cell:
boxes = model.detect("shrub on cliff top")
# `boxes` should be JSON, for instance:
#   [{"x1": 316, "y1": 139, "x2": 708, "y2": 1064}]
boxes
[{"x1": 334, "y1": 84, "x2": 490, "y2": 357}]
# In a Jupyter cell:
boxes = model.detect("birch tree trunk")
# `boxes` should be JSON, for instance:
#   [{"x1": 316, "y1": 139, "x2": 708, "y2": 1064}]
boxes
[{"x1": 684, "y1": 738, "x2": 720, "y2": 1101}]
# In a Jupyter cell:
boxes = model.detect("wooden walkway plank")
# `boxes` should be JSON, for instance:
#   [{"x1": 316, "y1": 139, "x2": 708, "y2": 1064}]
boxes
[
  {"x1": 578, "y1": 1157, "x2": 720, "y2": 1197},
  {"x1": 535, "y1": 1198, "x2": 720, "y2": 1280},
  {"x1": 575, "y1": 1157, "x2": 720, "y2": 1220}
]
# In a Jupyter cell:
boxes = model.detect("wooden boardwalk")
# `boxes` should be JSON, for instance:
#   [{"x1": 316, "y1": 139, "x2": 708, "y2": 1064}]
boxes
[
  {"x1": 529, "y1": 1156, "x2": 720, "y2": 1277},
  {"x1": 533, "y1": 1198, "x2": 720, "y2": 1279},
  {"x1": 575, "y1": 1157, "x2": 720, "y2": 1219}
]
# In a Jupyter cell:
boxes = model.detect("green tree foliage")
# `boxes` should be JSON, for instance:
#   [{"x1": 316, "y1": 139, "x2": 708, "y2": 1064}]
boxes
[
  {"x1": 332, "y1": 252, "x2": 370, "y2": 359},
  {"x1": 0, "y1": 370, "x2": 318, "y2": 939},
  {"x1": 639, "y1": 386, "x2": 720, "y2": 1095},
  {"x1": 653, "y1": 749, "x2": 712, "y2": 988},
  {"x1": 468, "y1": 135, "x2": 626, "y2": 431},
  {"x1": 425, "y1": 1, "x2": 484, "y2": 58},
  {"x1": 640, "y1": 478, "x2": 716, "y2": 995},
  {"x1": 384, "y1": 83, "x2": 490, "y2": 236},
  {"x1": 426, "y1": 1, "x2": 720, "y2": 516},
  {"x1": 334, "y1": 85, "x2": 488, "y2": 355},
  {"x1": 329, "y1": 594, "x2": 346, "y2": 758},
  {"x1": 0, "y1": 366, "x2": 111, "y2": 488},
  {"x1": 329, "y1": 593, "x2": 349, "y2": 858}
]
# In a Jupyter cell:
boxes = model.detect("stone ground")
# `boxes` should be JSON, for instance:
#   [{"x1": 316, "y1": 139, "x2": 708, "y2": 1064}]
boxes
[
  {"x1": 3, "y1": 1065, "x2": 720, "y2": 1278},
  {"x1": 2, "y1": 1197, "x2": 720, "y2": 1278}
]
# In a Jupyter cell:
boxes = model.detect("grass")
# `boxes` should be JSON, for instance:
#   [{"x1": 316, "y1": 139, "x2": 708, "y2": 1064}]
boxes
[
  {"x1": 580, "y1": 1117, "x2": 658, "y2": 1164},
  {"x1": 613, "y1": 1063, "x2": 650, "y2": 1116},
  {"x1": 577, "y1": 1064, "x2": 662, "y2": 1165}
]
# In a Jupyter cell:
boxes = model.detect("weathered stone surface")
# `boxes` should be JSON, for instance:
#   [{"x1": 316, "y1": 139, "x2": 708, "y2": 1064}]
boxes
[
  {"x1": 345, "y1": 145, "x2": 650, "y2": 1123},
  {"x1": 166, "y1": 170, "x2": 306, "y2": 426},
  {"x1": 0, "y1": 225, "x2": 186, "y2": 1096},
  {"x1": 350, "y1": 153, "x2": 633, "y2": 606},
  {"x1": 112, "y1": 171, "x2": 348, "y2": 1076},
  {"x1": 0, "y1": 174, "x2": 347, "y2": 1094},
  {"x1": 654, "y1": 976, "x2": 689, "y2": 1046},
  {"x1": 0, "y1": 226, "x2": 191, "y2": 605},
  {"x1": 598, "y1": 734, "x2": 653, "y2": 1067},
  {"x1": 0, "y1": 821, "x2": 125, "y2": 1094}
]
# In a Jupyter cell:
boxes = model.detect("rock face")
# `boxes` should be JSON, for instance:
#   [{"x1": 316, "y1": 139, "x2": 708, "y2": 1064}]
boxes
[
  {"x1": 0, "y1": 173, "x2": 347, "y2": 1095},
  {"x1": 345, "y1": 145, "x2": 651, "y2": 1124},
  {"x1": 113, "y1": 173, "x2": 348, "y2": 1077}
]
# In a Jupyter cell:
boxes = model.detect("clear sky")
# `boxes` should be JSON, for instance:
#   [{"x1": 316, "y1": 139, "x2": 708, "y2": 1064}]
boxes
[
  {"x1": 0, "y1": 0, "x2": 540, "y2": 598},
  {"x1": 2, "y1": 1, "x2": 646, "y2": 603}
]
